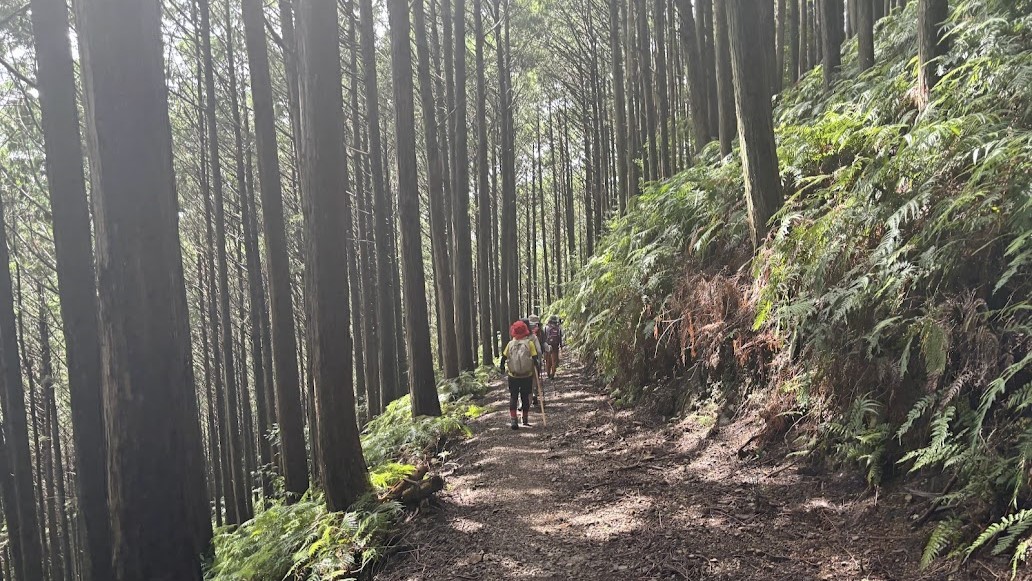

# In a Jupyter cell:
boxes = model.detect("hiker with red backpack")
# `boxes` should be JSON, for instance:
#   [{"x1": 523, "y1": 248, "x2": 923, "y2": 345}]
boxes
[
  {"x1": 543, "y1": 315, "x2": 563, "y2": 379},
  {"x1": 500, "y1": 320, "x2": 540, "y2": 430}
]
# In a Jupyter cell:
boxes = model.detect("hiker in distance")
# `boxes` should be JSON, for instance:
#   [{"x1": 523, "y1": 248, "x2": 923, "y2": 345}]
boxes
[
  {"x1": 500, "y1": 320, "x2": 540, "y2": 430},
  {"x1": 526, "y1": 315, "x2": 545, "y2": 406},
  {"x1": 543, "y1": 315, "x2": 564, "y2": 379}
]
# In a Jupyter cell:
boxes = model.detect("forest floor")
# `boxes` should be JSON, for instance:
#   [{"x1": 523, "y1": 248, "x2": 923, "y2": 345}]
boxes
[{"x1": 377, "y1": 367, "x2": 1002, "y2": 581}]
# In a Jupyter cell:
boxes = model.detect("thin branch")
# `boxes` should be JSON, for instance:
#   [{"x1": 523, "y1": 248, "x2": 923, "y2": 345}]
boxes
[
  {"x1": 0, "y1": 3, "x2": 29, "y2": 31},
  {"x1": 0, "y1": 53, "x2": 37, "y2": 89}
]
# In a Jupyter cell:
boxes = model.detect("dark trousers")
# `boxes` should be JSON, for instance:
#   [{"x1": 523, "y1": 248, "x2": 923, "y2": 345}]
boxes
[{"x1": 508, "y1": 376, "x2": 533, "y2": 417}]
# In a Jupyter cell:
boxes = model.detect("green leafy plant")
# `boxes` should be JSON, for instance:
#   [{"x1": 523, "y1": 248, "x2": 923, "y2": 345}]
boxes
[
  {"x1": 207, "y1": 372, "x2": 490, "y2": 580},
  {"x1": 563, "y1": 0, "x2": 1032, "y2": 571}
]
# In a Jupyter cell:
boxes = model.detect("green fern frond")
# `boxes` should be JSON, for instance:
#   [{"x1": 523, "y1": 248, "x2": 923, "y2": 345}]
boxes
[
  {"x1": 922, "y1": 519, "x2": 962, "y2": 569},
  {"x1": 968, "y1": 509, "x2": 1032, "y2": 558}
]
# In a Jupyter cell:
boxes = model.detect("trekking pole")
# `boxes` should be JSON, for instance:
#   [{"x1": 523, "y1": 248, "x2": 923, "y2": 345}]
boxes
[{"x1": 534, "y1": 372, "x2": 547, "y2": 426}]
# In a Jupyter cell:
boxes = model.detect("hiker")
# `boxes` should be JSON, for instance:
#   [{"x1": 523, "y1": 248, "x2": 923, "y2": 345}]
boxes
[
  {"x1": 543, "y1": 315, "x2": 563, "y2": 379},
  {"x1": 499, "y1": 320, "x2": 539, "y2": 430},
  {"x1": 527, "y1": 315, "x2": 545, "y2": 406}
]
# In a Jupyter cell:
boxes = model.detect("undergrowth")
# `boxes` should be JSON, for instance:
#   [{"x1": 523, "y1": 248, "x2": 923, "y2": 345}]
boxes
[
  {"x1": 562, "y1": 0, "x2": 1032, "y2": 572},
  {"x1": 206, "y1": 368, "x2": 492, "y2": 581}
]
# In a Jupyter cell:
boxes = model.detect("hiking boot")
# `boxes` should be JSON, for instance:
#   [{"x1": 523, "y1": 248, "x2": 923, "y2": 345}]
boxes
[
  {"x1": 510, "y1": 419, "x2": 519, "y2": 430},
  {"x1": 522, "y1": 419, "x2": 530, "y2": 426}
]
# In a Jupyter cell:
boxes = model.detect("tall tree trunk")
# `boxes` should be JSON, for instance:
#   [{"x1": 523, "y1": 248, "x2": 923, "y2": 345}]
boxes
[
  {"x1": 74, "y1": 0, "x2": 212, "y2": 573},
  {"x1": 415, "y1": 0, "x2": 460, "y2": 380},
  {"x1": 635, "y1": 0, "x2": 659, "y2": 180},
  {"x1": 295, "y1": 0, "x2": 370, "y2": 511},
  {"x1": 820, "y1": 0, "x2": 843, "y2": 87},
  {"x1": 198, "y1": 259, "x2": 224, "y2": 528},
  {"x1": 561, "y1": 110, "x2": 577, "y2": 266},
  {"x1": 537, "y1": 115, "x2": 551, "y2": 305},
  {"x1": 677, "y1": 0, "x2": 711, "y2": 156},
  {"x1": 625, "y1": 0, "x2": 641, "y2": 197},
  {"x1": 699, "y1": 0, "x2": 720, "y2": 139},
  {"x1": 714, "y1": 0, "x2": 735, "y2": 156},
  {"x1": 857, "y1": 0, "x2": 874, "y2": 71},
  {"x1": 726, "y1": 0, "x2": 783, "y2": 248},
  {"x1": 787, "y1": 0, "x2": 800, "y2": 83},
  {"x1": 0, "y1": 221, "x2": 44, "y2": 581},
  {"x1": 546, "y1": 105, "x2": 562, "y2": 298},
  {"x1": 236, "y1": 8, "x2": 278, "y2": 488},
  {"x1": 358, "y1": 0, "x2": 403, "y2": 408},
  {"x1": 27, "y1": 0, "x2": 112, "y2": 575},
  {"x1": 799, "y1": 0, "x2": 810, "y2": 76},
  {"x1": 917, "y1": 0, "x2": 949, "y2": 99},
  {"x1": 609, "y1": 0, "x2": 629, "y2": 211},
  {"x1": 490, "y1": 132, "x2": 503, "y2": 351},
  {"x1": 0, "y1": 429, "x2": 26, "y2": 579},
  {"x1": 37, "y1": 302, "x2": 66, "y2": 581},
  {"x1": 452, "y1": 0, "x2": 476, "y2": 371},
  {"x1": 775, "y1": 0, "x2": 786, "y2": 93},
  {"x1": 199, "y1": 0, "x2": 248, "y2": 524},
  {"x1": 474, "y1": 0, "x2": 494, "y2": 364},
  {"x1": 225, "y1": 0, "x2": 257, "y2": 521},
  {"x1": 654, "y1": 0, "x2": 672, "y2": 177},
  {"x1": 347, "y1": 5, "x2": 383, "y2": 420},
  {"x1": 496, "y1": 0, "x2": 518, "y2": 325}
]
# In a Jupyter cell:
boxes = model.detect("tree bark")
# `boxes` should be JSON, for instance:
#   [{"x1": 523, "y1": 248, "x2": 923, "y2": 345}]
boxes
[
  {"x1": 197, "y1": 258, "x2": 224, "y2": 529},
  {"x1": 677, "y1": 0, "x2": 712, "y2": 156},
  {"x1": 917, "y1": 0, "x2": 949, "y2": 99},
  {"x1": 27, "y1": 0, "x2": 112, "y2": 575},
  {"x1": 699, "y1": 0, "x2": 720, "y2": 139},
  {"x1": 452, "y1": 0, "x2": 476, "y2": 371},
  {"x1": 243, "y1": 0, "x2": 303, "y2": 496},
  {"x1": 726, "y1": 0, "x2": 783, "y2": 248},
  {"x1": 496, "y1": 0, "x2": 518, "y2": 325},
  {"x1": 714, "y1": 0, "x2": 735, "y2": 156},
  {"x1": 654, "y1": 0, "x2": 672, "y2": 177},
  {"x1": 295, "y1": 0, "x2": 370, "y2": 511},
  {"x1": 474, "y1": 0, "x2": 494, "y2": 364},
  {"x1": 820, "y1": 0, "x2": 843, "y2": 88},
  {"x1": 347, "y1": 5, "x2": 383, "y2": 420},
  {"x1": 358, "y1": 0, "x2": 403, "y2": 408},
  {"x1": 857, "y1": 0, "x2": 874, "y2": 71},
  {"x1": 799, "y1": 0, "x2": 810, "y2": 76},
  {"x1": 73, "y1": 0, "x2": 211, "y2": 573},
  {"x1": 0, "y1": 217, "x2": 45, "y2": 581},
  {"x1": 415, "y1": 0, "x2": 460, "y2": 380},
  {"x1": 775, "y1": 0, "x2": 787, "y2": 93},
  {"x1": 635, "y1": 0, "x2": 659, "y2": 180},
  {"x1": 609, "y1": 0, "x2": 629, "y2": 210},
  {"x1": 38, "y1": 304, "x2": 69, "y2": 581},
  {"x1": 225, "y1": 0, "x2": 258, "y2": 520},
  {"x1": 787, "y1": 0, "x2": 800, "y2": 83},
  {"x1": 199, "y1": 0, "x2": 248, "y2": 524}
]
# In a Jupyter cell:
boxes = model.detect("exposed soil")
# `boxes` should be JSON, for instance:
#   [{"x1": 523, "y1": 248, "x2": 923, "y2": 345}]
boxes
[{"x1": 377, "y1": 367, "x2": 1005, "y2": 581}]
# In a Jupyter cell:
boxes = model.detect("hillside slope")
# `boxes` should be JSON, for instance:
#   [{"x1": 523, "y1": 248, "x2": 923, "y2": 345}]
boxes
[{"x1": 562, "y1": 0, "x2": 1032, "y2": 571}]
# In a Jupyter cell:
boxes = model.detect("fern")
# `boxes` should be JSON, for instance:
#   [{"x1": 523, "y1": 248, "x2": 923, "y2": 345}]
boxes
[
  {"x1": 208, "y1": 373, "x2": 490, "y2": 580},
  {"x1": 922, "y1": 519, "x2": 962, "y2": 569},
  {"x1": 562, "y1": 0, "x2": 1032, "y2": 570},
  {"x1": 968, "y1": 510, "x2": 1032, "y2": 558}
]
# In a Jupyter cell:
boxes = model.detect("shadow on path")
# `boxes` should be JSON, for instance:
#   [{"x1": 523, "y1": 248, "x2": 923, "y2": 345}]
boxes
[{"x1": 376, "y1": 367, "x2": 992, "y2": 580}]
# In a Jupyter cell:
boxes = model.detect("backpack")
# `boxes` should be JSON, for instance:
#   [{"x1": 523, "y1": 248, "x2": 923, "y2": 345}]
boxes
[
  {"x1": 546, "y1": 324, "x2": 562, "y2": 348},
  {"x1": 507, "y1": 339, "x2": 534, "y2": 376}
]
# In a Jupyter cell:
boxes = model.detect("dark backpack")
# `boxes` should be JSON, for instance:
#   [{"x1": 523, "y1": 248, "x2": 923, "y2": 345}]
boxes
[{"x1": 546, "y1": 324, "x2": 562, "y2": 348}]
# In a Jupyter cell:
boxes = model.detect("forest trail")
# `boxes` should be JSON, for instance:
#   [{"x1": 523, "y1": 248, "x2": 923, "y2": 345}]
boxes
[{"x1": 378, "y1": 367, "x2": 990, "y2": 581}]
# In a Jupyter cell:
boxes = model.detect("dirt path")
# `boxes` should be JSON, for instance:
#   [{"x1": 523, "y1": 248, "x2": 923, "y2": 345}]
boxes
[{"x1": 378, "y1": 368, "x2": 993, "y2": 580}]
